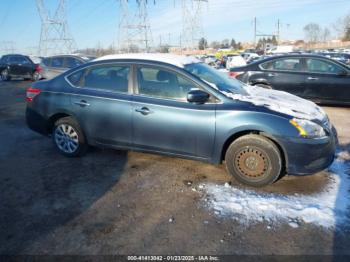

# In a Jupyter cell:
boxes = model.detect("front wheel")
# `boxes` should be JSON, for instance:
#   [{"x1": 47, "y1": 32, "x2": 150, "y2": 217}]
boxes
[
  {"x1": 225, "y1": 134, "x2": 282, "y2": 187},
  {"x1": 53, "y1": 117, "x2": 88, "y2": 157}
]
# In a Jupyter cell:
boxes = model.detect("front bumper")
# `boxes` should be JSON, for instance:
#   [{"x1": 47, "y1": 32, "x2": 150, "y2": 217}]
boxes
[{"x1": 274, "y1": 128, "x2": 337, "y2": 175}]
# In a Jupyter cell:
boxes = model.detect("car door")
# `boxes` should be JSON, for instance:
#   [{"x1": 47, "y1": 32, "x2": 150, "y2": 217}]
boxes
[
  {"x1": 67, "y1": 63, "x2": 133, "y2": 147},
  {"x1": 303, "y1": 58, "x2": 350, "y2": 103},
  {"x1": 132, "y1": 65, "x2": 216, "y2": 159},
  {"x1": 258, "y1": 57, "x2": 306, "y2": 96}
]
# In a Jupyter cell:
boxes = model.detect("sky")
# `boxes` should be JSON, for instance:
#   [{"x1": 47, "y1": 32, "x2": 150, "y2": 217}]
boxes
[{"x1": 0, "y1": 0, "x2": 350, "y2": 54}]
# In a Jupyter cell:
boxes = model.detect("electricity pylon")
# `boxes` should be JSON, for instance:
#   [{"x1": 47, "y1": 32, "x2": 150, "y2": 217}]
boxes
[
  {"x1": 117, "y1": 0, "x2": 154, "y2": 52},
  {"x1": 181, "y1": 0, "x2": 208, "y2": 50},
  {"x1": 37, "y1": 0, "x2": 76, "y2": 56}
]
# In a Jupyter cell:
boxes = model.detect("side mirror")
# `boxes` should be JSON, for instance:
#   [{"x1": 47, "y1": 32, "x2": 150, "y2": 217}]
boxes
[
  {"x1": 187, "y1": 89, "x2": 210, "y2": 104},
  {"x1": 337, "y1": 70, "x2": 348, "y2": 76}
]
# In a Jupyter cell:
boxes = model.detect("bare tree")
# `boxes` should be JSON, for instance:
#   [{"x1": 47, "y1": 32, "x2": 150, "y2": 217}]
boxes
[
  {"x1": 304, "y1": 23, "x2": 321, "y2": 43},
  {"x1": 322, "y1": 27, "x2": 331, "y2": 42},
  {"x1": 333, "y1": 12, "x2": 350, "y2": 40}
]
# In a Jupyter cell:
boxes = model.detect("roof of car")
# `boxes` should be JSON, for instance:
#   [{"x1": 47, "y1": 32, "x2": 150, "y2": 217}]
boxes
[{"x1": 94, "y1": 53, "x2": 201, "y2": 68}]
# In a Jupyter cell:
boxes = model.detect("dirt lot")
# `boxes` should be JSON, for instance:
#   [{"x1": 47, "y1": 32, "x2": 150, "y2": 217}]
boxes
[{"x1": 0, "y1": 80, "x2": 349, "y2": 255}]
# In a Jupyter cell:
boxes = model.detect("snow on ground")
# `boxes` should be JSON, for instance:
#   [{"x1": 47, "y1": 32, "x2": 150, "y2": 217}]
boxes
[{"x1": 202, "y1": 151, "x2": 350, "y2": 229}]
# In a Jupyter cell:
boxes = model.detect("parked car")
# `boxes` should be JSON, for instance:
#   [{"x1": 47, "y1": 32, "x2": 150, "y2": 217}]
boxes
[
  {"x1": 230, "y1": 54, "x2": 350, "y2": 105},
  {"x1": 204, "y1": 55, "x2": 217, "y2": 65},
  {"x1": 322, "y1": 52, "x2": 350, "y2": 65},
  {"x1": 26, "y1": 54, "x2": 336, "y2": 187},
  {"x1": 0, "y1": 54, "x2": 44, "y2": 81},
  {"x1": 226, "y1": 54, "x2": 246, "y2": 69},
  {"x1": 42, "y1": 54, "x2": 95, "y2": 79}
]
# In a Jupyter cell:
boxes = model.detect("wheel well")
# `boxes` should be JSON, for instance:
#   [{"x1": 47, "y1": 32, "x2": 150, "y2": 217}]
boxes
[
  {"x1": 47, "y1": 113, "x2": 71, "y2": 133},
  {"x1": 221, "y1": 130, "x2": 286, "y2": 172}
]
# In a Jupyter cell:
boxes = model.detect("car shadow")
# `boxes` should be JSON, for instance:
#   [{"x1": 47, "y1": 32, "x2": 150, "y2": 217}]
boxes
[{"x1": 0, "y1": 113, "x2": 128, "y2": 254}]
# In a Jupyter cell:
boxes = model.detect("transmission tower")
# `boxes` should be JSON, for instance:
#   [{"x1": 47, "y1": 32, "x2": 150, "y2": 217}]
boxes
[
  {"x1": 0, "y1": 41, "x2": 15, "y2": 55},
  {"x1": 117, "y1": 0, "x2": 154, "y2": 52},
  {"x1": 181, "y1": 0, "x2": 208, "y2": 50},
  {"x1": 37, "y1": 0, "x2": 76, "y2": 56}
]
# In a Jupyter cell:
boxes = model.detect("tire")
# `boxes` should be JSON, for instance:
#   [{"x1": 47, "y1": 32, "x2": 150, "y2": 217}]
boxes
[
  {"x1": 1, "y1": 69, "x2": 11, "y2": 81},
  {"x1": 225, "y1": 134, "x2": 282, "y2": 187},
  {"x1": 255, "y1": 83, "x2": 272, "y2": 89},
  {"x1": 32, "y1": 72, "x2": 40, "y2": 81},
  {"x1": 53, "y1": 117, "x2": 88, "y2": 157}
]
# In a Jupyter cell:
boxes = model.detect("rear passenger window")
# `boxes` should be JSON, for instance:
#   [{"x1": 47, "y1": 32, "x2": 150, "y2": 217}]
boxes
[
  {"x1": 51, "y1": 57, "x2": 64, "y2": 67},
  {"x1": 66, "y1": 57, "x2": 83, "y2": 68},
  {"x1": 67, "y1": 65, "x2": 130, "y2": 93},
  {"x1": 261, "y1": 58, "x2": 303, "y2": 71}
]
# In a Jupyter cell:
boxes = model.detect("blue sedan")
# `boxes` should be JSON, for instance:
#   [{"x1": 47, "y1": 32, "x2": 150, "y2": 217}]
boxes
[{"x1": 26, "y1": 54, "x2": 336, "y2": 187}]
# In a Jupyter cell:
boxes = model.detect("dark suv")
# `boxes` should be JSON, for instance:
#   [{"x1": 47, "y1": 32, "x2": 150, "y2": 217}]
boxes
[
  {"x1": 0, "y1": 54, "x2": 43, "y2": 81},
  {"x1": 26, "y1": 54, "x2": 336, "y2": 187}
]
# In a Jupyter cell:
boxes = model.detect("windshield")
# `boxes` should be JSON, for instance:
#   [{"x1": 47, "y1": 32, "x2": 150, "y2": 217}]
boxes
[{"x1": 184, "y1": 62, "x2": 247, "y2": 95}]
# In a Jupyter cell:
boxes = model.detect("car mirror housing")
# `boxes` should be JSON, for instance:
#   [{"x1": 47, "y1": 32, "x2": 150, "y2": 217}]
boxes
[{"x1": 187, "y1": 89, "x2": 210, "y2": 104}]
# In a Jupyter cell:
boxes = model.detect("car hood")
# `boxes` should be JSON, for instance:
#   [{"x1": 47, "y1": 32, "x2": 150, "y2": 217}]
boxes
[{"x1": 225, "y1": 85, "x2": 326, "y2": 121}]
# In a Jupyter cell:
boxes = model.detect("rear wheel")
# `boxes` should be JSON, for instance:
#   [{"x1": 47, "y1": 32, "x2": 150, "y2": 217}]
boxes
[
  {"x1": 1, "y1": 69, "x2": 11, "y2": 81},
  {"x1": 32, "y1": 72, "x2": 41, "y2": 81},
  {"x1": 225, "y1": 134, "x2": 282, "y2": 187},
  {"x1": 53, "y1": 117, "x2": 88, "y2": 157}
]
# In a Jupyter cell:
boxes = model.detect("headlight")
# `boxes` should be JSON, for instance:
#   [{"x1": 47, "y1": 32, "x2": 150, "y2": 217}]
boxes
[{"x1": 290, "y1": 118, "x2": 326, "y2": 138}]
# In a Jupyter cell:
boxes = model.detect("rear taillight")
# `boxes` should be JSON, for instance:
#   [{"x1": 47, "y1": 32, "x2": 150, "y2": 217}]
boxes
[
  {"x1": 26, "y1": 87, "x2": 41, "y2": 102},
  {"x1": 229, "y1": 71, "x2": 244, "y2": 78},
  {"x1": 35, "y1": 65, "x2": 43, "y2": 73}
]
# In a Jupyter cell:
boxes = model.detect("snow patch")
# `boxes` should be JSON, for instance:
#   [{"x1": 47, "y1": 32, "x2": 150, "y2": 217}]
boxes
[
  {"x1": 202, "y1": 152, "x2": 350, "y2": 228},
  {"x1": 225, "y1": 84, "x2": 326, "y2": 121}
]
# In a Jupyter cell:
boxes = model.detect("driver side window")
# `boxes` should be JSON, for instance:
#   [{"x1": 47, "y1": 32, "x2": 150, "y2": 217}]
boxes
[
  {"x1": 136, "y1": 66, "x2": 197, "y2": 101},
  {"x1": 306, "y1": 59, "x2": 344, "y2": 74}
]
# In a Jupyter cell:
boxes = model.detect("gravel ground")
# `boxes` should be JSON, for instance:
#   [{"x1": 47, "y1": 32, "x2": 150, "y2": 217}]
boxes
[{"x1": 0, "y1": 80, "x2": 349, "y2": 255}]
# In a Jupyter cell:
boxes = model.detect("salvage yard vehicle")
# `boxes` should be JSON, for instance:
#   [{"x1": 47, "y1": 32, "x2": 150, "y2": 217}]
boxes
[
  {"x1": 0, "y1": 54, "x2": 44, "y2": 81},
  {"x1": 26, "y1": 54, "x2": 336, "y2": 187},
  {"x1": 230, "y1": 54, "x2": 350, "y2": 105},
  {"x1": 42, "y1": 54, "x2": 96, "y2": 80}
]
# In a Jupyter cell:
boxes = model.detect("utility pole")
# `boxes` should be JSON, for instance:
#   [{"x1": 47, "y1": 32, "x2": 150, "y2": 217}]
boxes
[
  {"x1": 117, "y1": 0, "x2": 154, "y2": 52},
  {"x1": 254, "y1": 17, "x2": 257, "y2": 46},
  {"x1": 277, "y1": 19, "x2": 280, "y2": 44},
  {"x1": 36, "y1": 0, "x2": 76, "y2": 56}
]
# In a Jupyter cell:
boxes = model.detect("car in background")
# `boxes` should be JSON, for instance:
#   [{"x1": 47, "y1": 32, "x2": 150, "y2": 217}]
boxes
[
  {"x1": 26, "y1": 53, "x2": 336, "y2": 187},
  {"x1": 322, "y1": 52, "x2": 350, "y2": 65},
  {"x1": 0, "y1": 54, "x2": 44, "y2": 81},
  {"x1": 204, "y1": 55, "x2": 217, "y2": 65},
  {"x1": 229, "y1": 54, "x2": 350, "y2": 105},
  {"x1": 42, "y1": 54, "x2": 95, "y2": 79},
  {"x1": 226, "y1": 54, "x2": 246, "y2": 69}
]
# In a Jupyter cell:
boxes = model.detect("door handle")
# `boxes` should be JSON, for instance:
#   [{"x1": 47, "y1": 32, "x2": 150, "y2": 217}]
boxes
[
  {"x1": 74, "y1": 100, "x2": 90, "y2": 107},
  {"x1": 135, "y1": 107, "x2": 152, "y2": 115},
  {"x1": 267, "y1": 73, "x2": 277, "y2": 77},
  {"x1": 307, "y1": 77, "x2": 318, "y2": 81}
]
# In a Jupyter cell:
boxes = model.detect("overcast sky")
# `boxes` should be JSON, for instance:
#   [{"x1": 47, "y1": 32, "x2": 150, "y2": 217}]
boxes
[{"x1": 1, "y1": 0, "x2": 350, "y2": 53}]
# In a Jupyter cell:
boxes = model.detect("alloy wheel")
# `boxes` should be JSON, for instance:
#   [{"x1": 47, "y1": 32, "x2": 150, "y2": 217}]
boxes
[{"x1": 54, "y1": 124, "x2": 79, "y2": 154}]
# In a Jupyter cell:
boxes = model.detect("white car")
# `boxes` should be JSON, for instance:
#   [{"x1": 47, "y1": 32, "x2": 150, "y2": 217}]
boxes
[{"x1": 226, "y1": 55, "x2": 247, "y2": 69}]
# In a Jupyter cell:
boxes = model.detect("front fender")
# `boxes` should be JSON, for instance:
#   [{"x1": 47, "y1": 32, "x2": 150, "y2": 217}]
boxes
[{"x1": 212, "y1": 110, "x2": 298, "y2": 163}]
